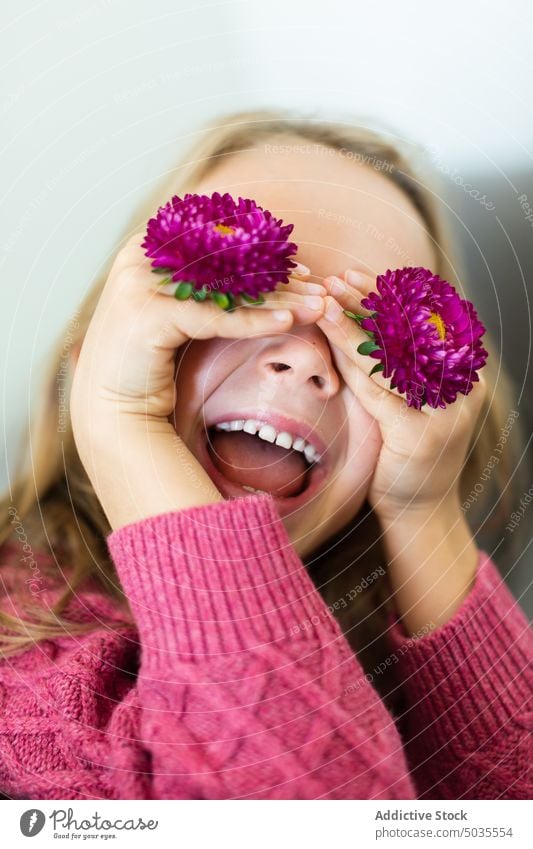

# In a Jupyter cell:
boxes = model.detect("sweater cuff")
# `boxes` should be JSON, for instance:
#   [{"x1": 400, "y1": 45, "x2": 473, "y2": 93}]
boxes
[
  {"x1": 386, "y1": 549, "x2": 533, "y2": 738},
  {"x1": 106, "y1": 494, "x2": 345, "y2": 664}
]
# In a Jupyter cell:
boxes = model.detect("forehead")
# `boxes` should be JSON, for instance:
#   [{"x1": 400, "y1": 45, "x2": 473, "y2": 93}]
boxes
[{"x1": 191, "y1": 137, "x2": 436, "y2": 280}]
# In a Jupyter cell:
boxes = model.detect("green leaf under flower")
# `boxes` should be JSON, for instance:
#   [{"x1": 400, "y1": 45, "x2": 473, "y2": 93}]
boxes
[
  {"x1": 344, "y1": 309, "x2": 379, "y2": 324},
  {"x1": 174, "y1": 281, "x2": 194, "y2": 300},
  {"x1": 368, "y1": 362, "x2": 384, "y2": 376},
  {"x1": 241, "y1": 292, "x2": 265, "y2": 305},
  {"x1": 224, "y1": 292, "x2": 237, "y2": 312},
  {"x1": 191, "y1": 286, "x2": 208, "y2": 301},
  {"x1": 212, "y1": 292, "x2": 231, "y2": 310},
  {"x1": 357, "y1": 340, "x2": 381, "y2": 356},
  {"x1": 343, "y1": 310, "x2": 366, "y2": 325}
]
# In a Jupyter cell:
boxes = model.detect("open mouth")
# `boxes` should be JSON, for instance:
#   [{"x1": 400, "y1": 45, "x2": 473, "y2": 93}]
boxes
[{"x1": 197, "y1": 415, "x2": 329, "y2": 511}]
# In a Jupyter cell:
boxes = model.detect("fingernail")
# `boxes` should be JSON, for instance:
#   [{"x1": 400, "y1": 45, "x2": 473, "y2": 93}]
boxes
[
  {"x1": 304, "y1": 295, "x2": 325, "y2": 310},
  {"x1": 305, "y1": 282, "x2": 327, "y2": 295},
  {"x1": 345, "y1": 269, "x2": 365, "y2": 287},
  {"x1": 325, "y1": 298, "x2": 343, "y2": 321},
  {"x1": 329, "y1": 276, "x2": 346, "y2": 297},
  {"x1": 293, "y1": 262, "x2": 311, "y2": 276},
  {"x1": 273, "y1": 310, "x2": 292, "y2": 322}
]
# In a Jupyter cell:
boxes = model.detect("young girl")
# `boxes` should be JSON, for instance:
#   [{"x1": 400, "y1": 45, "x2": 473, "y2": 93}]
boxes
[{"x1": 1, "y1": 109, "x2": 531, "y2": 801}]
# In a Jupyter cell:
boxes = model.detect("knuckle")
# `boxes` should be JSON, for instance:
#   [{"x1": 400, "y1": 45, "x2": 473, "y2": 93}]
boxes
[
  {"x1": 113, "y1": 265, "x2": 148, "y2": 294},
  {"x1": 126, "y1": 231, "x2": 145, "y2": 247},
  {"x1": 373, "y1": 383, "x2": 393, "y2": 405},
  {"x1": 113, "y1": 239, "x2": 146, "y2": 272},
  {"x1": 235, "y1": 311, "x2": 256, "y2": 331}
]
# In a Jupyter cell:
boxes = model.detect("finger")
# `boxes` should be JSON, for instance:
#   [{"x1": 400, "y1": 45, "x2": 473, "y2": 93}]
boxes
[
  {"x1": 319, "y1": 297, "x2": 391, "y2": 383},
  {"x1": 343, "y1": 268, "x2": 376, "y2": 296},
  {"x1": 317, "y1": 296, "x2": 407, "y2": 415},
  {"x1": 279, "y1": 277, "x2": 326, "y2": 296},
  {"x1": 118, "y1": 243, "x2": 323, "y2": 334},
  {"x1": 154, "y1": 280, "x2": 326, "y2": 325},
  {"x1": 322, "y1": 275, "x2": 374, "y2": 317},
  {"x1": 154, "y1": 276, "x2": 325, "y2": 299},
  {"x1": 291, "y1": 261, "x2": 311, "y2": 278},
  {"x1": 167, "y1": 296, "x2": 297, "y2": 342},
  {"x1": 254, "y1": 287, "x2": 325, "y2": 323},
  {"x1": 113, "y1": 232, "x2": 151, "y2": 273},
  {"x1": 327, "y1": 342, "x2": 404, "y2": 424}
]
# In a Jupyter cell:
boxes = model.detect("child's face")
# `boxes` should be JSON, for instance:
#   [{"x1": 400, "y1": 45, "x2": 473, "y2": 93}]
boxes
[{"x1": 172, "y1": 137, "x2": 436, "y2": 556}]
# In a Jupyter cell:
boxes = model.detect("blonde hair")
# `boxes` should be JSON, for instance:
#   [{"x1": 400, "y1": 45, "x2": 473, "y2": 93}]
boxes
[{"x1": 0, "y1": 108, "x2": 527, "y2": 704}]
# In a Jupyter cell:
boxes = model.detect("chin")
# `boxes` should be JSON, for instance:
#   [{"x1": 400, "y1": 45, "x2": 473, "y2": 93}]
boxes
[{"x1": 280, "y1": 511, "x2": 331, "y2": 559}]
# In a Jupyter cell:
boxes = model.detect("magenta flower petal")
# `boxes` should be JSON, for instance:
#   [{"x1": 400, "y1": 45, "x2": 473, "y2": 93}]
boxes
[
  {"x1": 142, "y1": 191, "x2": 298, "y2": 301},
  {"x1": 358, "y1": 267, "x2": 489, "y2": 410}
]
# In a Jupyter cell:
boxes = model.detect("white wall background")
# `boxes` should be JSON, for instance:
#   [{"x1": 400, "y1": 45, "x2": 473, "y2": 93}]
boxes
[{"x1": 1, "y1": 0, "x2": 532, "y2": 606}]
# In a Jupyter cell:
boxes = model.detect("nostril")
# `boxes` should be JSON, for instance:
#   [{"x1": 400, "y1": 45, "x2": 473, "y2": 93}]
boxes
[{"x1": 265, "y1": 361, "x2": 333, "y2": 393}]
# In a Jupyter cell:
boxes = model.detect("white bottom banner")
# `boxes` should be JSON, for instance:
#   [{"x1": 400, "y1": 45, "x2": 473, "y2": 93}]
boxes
[{"x1": 2, "y1": 799, "x2": 531, "y2": 848}]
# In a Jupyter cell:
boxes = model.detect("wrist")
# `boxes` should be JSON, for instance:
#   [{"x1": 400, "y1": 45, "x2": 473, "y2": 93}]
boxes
[
  {"x1": 375, "y1": 490, "x2": 463, "y2": 530},
  {"x1": 378, "y1": 495, "x2": 479, "y2": 635},
  {"x1": 73, "y1": 409, "x2": 223, "y2": 531},
  {"x1": 73, "y1": 406, "x2": 163, "y2": 479}
]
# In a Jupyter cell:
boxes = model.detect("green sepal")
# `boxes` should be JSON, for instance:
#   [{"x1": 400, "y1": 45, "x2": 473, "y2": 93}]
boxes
[
  {"x1": 224, "y1": 292, "x2": 237, "y2": 312},
  {"x1": 156, "y1": 276, "x2": 172, "y2": 287},
  {"x1": 357, "y1": 340, "x2": 381, "y2": 356},
  {"x1": 241, "y1": 292, "x2": 265, "y2": 305},
  {"x1": 343, "y1": 309, "x2": 368, "y2": 326},
  {"x1": 151, "y1": 266, "x2": 175, "y2": 274},
  {"x1": 212, "y1": 292, "x2": 231, "y2": 310},
  {"x1": 191, "y1": 286, "x2": 208, "y2": 301},
  {"x1": 368, "y1": 362, "x2": 384, "y2": 376},
  {"x1": 174, "y1": 281, "x2": 193, "y2": 300}
]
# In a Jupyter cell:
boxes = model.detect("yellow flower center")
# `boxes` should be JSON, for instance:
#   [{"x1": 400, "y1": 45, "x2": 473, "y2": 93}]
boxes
[
  {"x1": 213, "y1": 223, "x2": 235, "y2": 236},
  {"x1": 427, "y1": 311, "x2": 446, "y2": 341}
]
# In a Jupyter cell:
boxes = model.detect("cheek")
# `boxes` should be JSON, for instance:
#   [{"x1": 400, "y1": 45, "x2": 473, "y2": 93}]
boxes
[
  {"x1": 333, "y1": 408, "x2": 382, "y2": 500},
  {"x1": 173, "y1": 339, "x2": 243, "y2": 438},
  {"x1": 348, "y1": 410, "x2": 382, "y2": 466},
  {"x1": 312, "y1": 414, "x2": 381, "y2": 546},
  {"x1": 173, "y1": 340, "x2": 224, "y2": 436}
]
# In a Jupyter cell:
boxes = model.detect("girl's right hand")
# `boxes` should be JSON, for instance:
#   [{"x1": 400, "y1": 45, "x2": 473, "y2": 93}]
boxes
[
  {"x1": 69, "y1": 233, "x2": 325, "y2": 528},
  {"x1": 70, "y1": 232, "x2": 324, "y2": 427}
]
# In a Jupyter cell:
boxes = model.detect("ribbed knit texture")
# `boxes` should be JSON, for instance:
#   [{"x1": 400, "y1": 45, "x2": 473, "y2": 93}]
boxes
[
  {"x1": 387, "y1": 550, "x2": 532, "y2": 799},
  {"x1": 0, "y1": 494, "x2": 530, "y2": 800}
]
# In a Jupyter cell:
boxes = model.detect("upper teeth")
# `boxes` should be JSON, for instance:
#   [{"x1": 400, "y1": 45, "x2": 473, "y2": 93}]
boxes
[{"x1": 214, "y1": 419, "x2": 322, "y2": 464}]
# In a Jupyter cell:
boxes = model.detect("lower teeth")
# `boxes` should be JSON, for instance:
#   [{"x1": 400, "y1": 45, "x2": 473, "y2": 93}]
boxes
[{"x1": 242, "y1": 485, "x2": 267, "y2": 494}]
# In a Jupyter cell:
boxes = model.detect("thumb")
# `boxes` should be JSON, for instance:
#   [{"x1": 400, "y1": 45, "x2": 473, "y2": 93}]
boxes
[{"x1": 332, "y1": 345, "x2": 406, "y2": 424}]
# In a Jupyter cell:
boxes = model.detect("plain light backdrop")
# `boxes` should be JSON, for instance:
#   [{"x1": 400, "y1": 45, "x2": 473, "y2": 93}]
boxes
[{"x1": 1, "y1": 0, "x2": 532, "y2": 609}]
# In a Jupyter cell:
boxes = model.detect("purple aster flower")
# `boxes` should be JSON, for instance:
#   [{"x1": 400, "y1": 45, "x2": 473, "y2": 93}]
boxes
[
  {"x1": 351, "y1": 266, "x2": 488, "y2": 410},
  {"x1": 142, "y1": 191, "x2": 298, "y2": 307}
]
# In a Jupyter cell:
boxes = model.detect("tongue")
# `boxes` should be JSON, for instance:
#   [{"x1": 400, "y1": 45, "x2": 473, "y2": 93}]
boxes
[{"x1": 208, "y1": 431, "x2": 309, "y2": 497}]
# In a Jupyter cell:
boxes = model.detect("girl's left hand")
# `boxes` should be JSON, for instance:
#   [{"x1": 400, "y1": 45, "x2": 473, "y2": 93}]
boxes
[{"x1": 316, "y1": 269, "x2": 488, "y2": 522}]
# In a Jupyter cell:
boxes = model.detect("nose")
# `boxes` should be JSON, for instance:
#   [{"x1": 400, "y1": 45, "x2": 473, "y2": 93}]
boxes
[{"x1": 257, "y1": 326, "x2": 341, "y2": 398}]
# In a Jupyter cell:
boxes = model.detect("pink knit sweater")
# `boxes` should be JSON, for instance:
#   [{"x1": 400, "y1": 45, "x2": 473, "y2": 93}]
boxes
[{"x1": 0, "y1": 494, "x2": 531, "y2": 800}]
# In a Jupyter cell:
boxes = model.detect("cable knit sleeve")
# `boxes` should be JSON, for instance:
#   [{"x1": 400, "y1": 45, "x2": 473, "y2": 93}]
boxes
[
  {"x1": 387, "y1": 549, "x2": 533, "y2": 799},
  {"x1": 102, "y1": 493, "x2": 414, "y2": 800}
]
